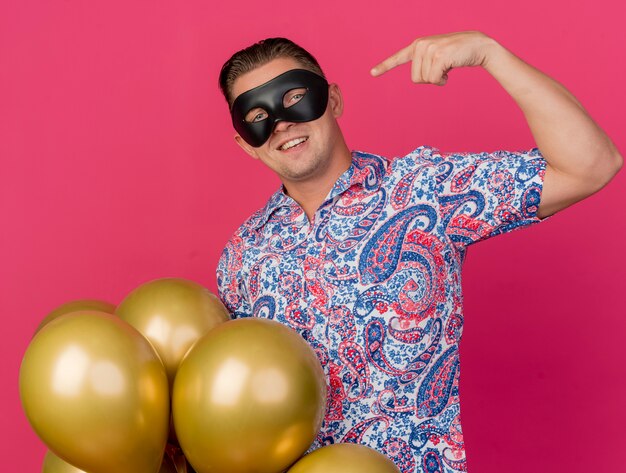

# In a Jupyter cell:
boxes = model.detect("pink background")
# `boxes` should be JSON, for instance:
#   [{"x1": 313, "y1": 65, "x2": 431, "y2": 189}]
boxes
[{"x1": 2, "y1": 0, "x2": 625, "y2": 471}]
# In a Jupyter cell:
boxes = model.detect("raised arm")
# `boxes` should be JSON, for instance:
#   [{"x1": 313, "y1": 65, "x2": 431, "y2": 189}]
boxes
[{"x1": 370, "y1": 31, "x2": 623, "y2": 218}]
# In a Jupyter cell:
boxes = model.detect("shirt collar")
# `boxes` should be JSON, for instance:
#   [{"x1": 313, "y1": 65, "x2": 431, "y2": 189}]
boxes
[
  {"x1": 245, "y1": 150, "x2": 388, "y2": 231},
  {"x1": 327, "y1": 149, "x2": 388, "y2": 199}
]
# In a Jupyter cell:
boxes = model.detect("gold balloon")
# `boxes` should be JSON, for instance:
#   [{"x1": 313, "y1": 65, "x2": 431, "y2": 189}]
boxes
[
  {"x1": 42, "y1": 451, "x2": 87, "y2": 473},
  {"x1": 287, "y1": 444, "x2": 401, "y2": 473},
  {"x1": 42, "y1": 449, "x2": 181, "y2": 473},
  {"x1": 116, "y1": 278, "x2": 230, "y2": 387},
  {"x1": 36, "y1": 299, "x2": 116, "y2": 334},
  {"x1": 172, "y1": 318, "x2": 327, "y2": 473},
  {"x1": 20, "y1": 311, "x2": 170, "y2": 473}
]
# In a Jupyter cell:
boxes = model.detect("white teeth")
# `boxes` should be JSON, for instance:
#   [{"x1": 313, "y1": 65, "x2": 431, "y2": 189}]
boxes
[{"x1": 280, "y1": 137, "x2": 308, "y2": 150}]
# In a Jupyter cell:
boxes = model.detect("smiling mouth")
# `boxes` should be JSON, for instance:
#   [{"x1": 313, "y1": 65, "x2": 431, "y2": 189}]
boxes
[{"x1": 279, "y1": 137, "x2": 308, "y2": 151}]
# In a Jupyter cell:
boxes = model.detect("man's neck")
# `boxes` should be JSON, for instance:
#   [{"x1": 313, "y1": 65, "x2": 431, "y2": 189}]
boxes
[{"x1": 283, "y1": 147, "x2": 353, "y2": 222}]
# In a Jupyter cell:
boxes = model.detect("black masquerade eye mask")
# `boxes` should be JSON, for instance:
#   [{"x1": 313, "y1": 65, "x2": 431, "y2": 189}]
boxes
[{"x1": 230, "y1": 69, "x2": 329, "y2": 148}]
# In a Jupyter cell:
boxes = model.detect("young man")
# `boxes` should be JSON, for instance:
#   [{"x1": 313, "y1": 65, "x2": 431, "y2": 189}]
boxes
[{"x1": 216, "y1": 32, "x2": 621, "y2": 472}]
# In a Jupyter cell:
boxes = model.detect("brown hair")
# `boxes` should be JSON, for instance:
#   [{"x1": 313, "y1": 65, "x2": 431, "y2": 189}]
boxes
[{"x1": 219, "y1": 37, "x2": 325, "y2": 108}]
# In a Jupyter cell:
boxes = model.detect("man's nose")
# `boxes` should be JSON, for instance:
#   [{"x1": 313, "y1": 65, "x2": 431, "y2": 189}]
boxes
[{"x1": 272, "y1": 120, "x2": 295, "y2": 133}]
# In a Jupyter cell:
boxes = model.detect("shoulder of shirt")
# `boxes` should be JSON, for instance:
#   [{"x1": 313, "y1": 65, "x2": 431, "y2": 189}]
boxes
[
  {"x1": 373, "y1": 145, "x2": 447, "y2": 181},
  {"x1": 349, "y1": 145, "x2": 445, "y2": 173},
  {"x1": 393, "y1": 145, "x2": 445, "y2": 165}
]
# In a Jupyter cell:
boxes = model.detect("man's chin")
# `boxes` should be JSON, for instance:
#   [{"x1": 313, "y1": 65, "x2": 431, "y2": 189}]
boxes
[{"x1": 280, "y1": 166, "x2": 323, "y2": 183}]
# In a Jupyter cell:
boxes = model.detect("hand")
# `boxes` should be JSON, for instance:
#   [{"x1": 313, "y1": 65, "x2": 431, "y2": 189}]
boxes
[{"x1": 370, "y1": 31, "x2": 497, "y2": 86}]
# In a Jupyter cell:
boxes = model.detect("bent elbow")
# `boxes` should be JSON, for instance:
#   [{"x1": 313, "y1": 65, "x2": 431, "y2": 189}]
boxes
[
  {"x1": 612, "y1": 150, "x2": 624, "y2": 175},
  {"x1": 592, "y1": 146, "x2": 623, "y2": 190},
  {"x1": 602, "y1": 149, "x2": 623, "y2": 186}
]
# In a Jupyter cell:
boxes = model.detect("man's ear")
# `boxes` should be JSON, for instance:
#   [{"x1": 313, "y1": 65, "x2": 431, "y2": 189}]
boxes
[
  {"x1": 328, "y1": 83, "x2": 344, "y2": 118},
  {"x1": 234, "y1": 134, "x2": 260, "y2": 160}
]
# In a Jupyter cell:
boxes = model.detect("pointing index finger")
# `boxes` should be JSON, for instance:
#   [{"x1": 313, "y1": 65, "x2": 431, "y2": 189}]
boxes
[{"x1": 370, "y1": 42, "x2": 414, "y2": 77}]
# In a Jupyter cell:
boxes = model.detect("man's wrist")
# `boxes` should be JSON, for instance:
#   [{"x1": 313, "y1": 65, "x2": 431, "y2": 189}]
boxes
[{"x1": 480, "y1": 35, "x2": 508, "y2": 73}]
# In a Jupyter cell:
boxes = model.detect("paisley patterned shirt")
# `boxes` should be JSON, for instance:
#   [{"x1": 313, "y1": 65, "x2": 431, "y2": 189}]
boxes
[{"x1": 217, "y1": 145, "x2": 546, "y2": 472}]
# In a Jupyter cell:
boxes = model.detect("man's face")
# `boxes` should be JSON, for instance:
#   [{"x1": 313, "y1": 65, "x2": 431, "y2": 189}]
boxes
[{"x1": 231, "y1": 57, "x2": 345, "y2": 186}]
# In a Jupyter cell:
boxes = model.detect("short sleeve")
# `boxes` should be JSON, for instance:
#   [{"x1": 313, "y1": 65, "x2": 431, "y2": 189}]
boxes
[
  {"x1": 216, "y1": 233, "x2": 252, "y2": 318},
  {"x1": 433, "y1": 147, "x2": 547, "y2": 249}
]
